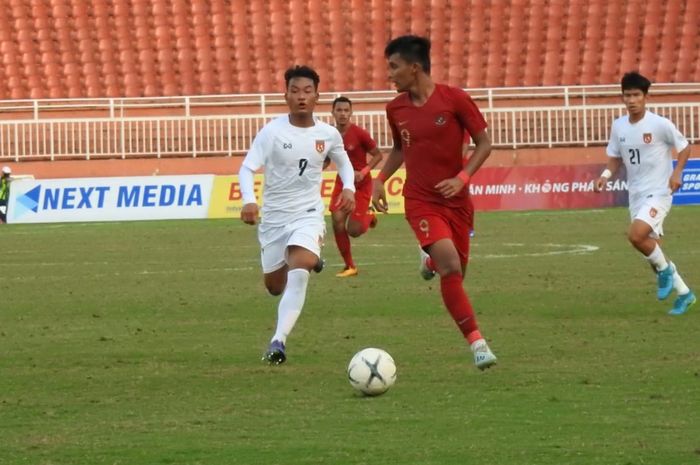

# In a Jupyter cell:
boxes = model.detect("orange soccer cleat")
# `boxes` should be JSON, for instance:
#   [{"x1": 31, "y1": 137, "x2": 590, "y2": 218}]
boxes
[
  {"x1": 335, "y1": 267, "x2": 359, "y2": 278},
  {"x1": 368, "y1": 210, "x2": 378, "y2": 229}
]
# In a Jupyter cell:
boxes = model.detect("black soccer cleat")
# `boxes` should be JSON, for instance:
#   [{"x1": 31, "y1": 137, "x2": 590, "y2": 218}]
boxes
[
  {"x1": 262, "y1": 340, "x2": 286, "y2": 365},
  {"x1": 313, "y1": 258, "x2": 325, "y2": 273}
]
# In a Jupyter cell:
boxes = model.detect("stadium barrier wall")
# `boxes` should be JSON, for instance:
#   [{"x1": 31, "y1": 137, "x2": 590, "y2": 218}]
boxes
[
  {"x1": 212, "y1": 160, "x2": 700, "y2": 217},
  {"x1": 7, "y1": 175, "x2": 213, "y2": 223},
  {"x1": 7, "y1": 160, "x2": 699, "y2": 224}
]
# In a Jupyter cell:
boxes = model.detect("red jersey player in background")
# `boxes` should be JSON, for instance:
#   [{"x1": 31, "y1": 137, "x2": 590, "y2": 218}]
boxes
[
  {"x1": 372, "y1": 35, "x2": 497, "y2": 370},
  {"x1": 328, "y1": 96, "x2": 384, "y2": 277}
]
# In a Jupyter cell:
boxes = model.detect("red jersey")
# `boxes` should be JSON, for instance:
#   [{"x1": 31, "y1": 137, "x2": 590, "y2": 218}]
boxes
[
  {"x1": 341, "y1": 123, "x2": 377, "y2": 171},
  {"x1": 336, "y1": 123, "x2": 377, "y2": 187},
  {"x1": 386, "y1": 84, "x2": 487, "y2": 206}
]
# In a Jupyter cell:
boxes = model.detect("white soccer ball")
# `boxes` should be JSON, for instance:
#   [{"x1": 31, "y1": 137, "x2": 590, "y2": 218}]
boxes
[{"x1": 347, "y1": 347, "x2": 397, "y2": 396}]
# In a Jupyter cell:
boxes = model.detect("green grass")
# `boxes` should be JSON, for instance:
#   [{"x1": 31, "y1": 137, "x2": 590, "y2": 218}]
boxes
[{"x1": 1, "y1": 207, "x2": 699, "y2": 465}]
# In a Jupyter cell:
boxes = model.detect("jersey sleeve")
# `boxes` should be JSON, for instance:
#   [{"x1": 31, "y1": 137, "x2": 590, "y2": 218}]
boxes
[
  {"x1": 662, "y1": 118, "x2": 689, "y2": 153},
  {"x1": 241, "y1": 123, "x2": 272, "y2": 171},
  {"x1": 606, "y1": 123, "x2": 621, "y2": 158},
  {"x1": 453, "y1": 88, "x2": 488, "y2": 137},
  {"x1": 385, "y1": 106, "x2": 402, "y2": 149},
  {"x1": 359, "y1": 127, "x2": 378, "y2": 152}
]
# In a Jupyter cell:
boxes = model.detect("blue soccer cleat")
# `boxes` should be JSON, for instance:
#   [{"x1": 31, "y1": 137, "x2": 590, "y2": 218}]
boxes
[
  {"x1": 262, "y1": 340, "x2": 286, "y2": 365},
  {"x1": 656, "y1": 264, "x2": 675, "y2": 300},
  {"x1": 668, "y1": 291, "x2": 696, "y2": 316}
]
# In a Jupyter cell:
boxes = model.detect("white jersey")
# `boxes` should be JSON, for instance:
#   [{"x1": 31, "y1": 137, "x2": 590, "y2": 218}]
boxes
[
  {"x1": 606, "y1": 111, "x2": 688, "y2": 204},
  {"x1": 241, "y1": 115, "x2": 353, "y2": 226}
]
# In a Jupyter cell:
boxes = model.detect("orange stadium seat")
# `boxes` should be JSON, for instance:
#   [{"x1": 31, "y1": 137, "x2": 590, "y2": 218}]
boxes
[{"x1": 0, "y1": 0, "x2": 697, "y2": 99}]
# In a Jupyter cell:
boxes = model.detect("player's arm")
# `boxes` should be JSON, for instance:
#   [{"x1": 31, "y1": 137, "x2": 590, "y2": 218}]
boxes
[
  {"x1": 238, "y1": 164, "x2": 259, "y2": 225},
  {"x1": 436, "y1": 90, "x2": 491, "y2": 198},
  {"x1": 238, "y1": 126, "x2": 270, "y2": 224},
  {"x1": 372, "y1": 146, "x2": 403, "y2": 213},
  {"x1": 670, "y1": 145, "x2": 691, "y2": 193},
  {"x1": 595, "y1": 123, "x2": 623, "y2": 193},
  {"x1": 436, "y1": 129, "x2": 492, "y2": 199},
  {"x1": 594, "y1": 157, "x2": 623, "y2": 192},
  {"x1": 357, "y1": 130, "x2": 384, "y2": 181},
  {"x1": 667, "y1": 121, "x2": 691, "y2": 193},
  {"x1": 358, "y1": 147, "x2": 384, "y2": 181},
  {"x1": 328, "y1": 135, "x2": 356, "y2": 214},
  {"x1": 373, "y1": 112, "x2": 403, "y2": 213}
]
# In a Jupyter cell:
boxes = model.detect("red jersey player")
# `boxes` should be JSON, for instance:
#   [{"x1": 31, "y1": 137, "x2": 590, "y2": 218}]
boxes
[
  {"x1": 328, "y1": 97, "x2": 384, "y2": 277},
  {"x1": 372, "y1": 35, "x2": 497, "y2": 370}
]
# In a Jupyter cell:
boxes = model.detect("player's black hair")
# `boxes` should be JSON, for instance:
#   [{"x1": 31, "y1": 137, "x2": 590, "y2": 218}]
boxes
[
  {"x1": 384, "y1": 35, "x2": 431, "y2": 73},
  {"x1": 332, "y1": 96, "x2": 352, "y2": 109},
  {"x1": 284, "y1": 65, "x2": 320, "y2": 90},
  {"x1": 621, "y1": 72, "x2": 651, "y2": 95}
]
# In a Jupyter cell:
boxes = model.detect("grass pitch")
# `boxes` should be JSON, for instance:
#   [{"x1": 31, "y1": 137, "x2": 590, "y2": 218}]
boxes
[{"x1": 1, "y1": 207, "x2": 699, "y2": 465}]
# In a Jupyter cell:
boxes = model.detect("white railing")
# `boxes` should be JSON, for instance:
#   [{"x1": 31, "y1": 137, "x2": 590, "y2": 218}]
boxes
[
  {"x1": 1, "y1": 83, "x2": 699, "y2": 119},
  {"x1": 0, "y1": 103, "x2": 698, "y2": 161}
]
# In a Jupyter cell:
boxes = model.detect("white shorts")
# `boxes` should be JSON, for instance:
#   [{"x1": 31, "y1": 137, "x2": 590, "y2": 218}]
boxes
[
  {"x1": 257, "y1": 216, "x2": 326, "y2": 273},
  {"x1": 629, "y1": 193, "x2": 672, "y2": 238}
]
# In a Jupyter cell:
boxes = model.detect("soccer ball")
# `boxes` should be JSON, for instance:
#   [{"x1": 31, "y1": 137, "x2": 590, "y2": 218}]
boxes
[{"x1": 347, "y1": 348, "x2": 397, "y2": 396}]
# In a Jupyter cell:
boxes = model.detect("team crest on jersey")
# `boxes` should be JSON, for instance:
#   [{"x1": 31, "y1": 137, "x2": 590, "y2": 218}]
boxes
[
  {"x1": 346, "y1": 144, "x2": 355, "y2": 151},
  {"x1": 435, "y1": 115, "x2": 446, "y2": 126},
  {"x1": 315, "y1": 140, "x2": 325, "y2": 154},
  {"x1": 643, "y1": 133, "x2": 653, "y2": 144},
  {"x1": 400, "y1": 128, "x2": 411, "y2": 147},
  {"x1": 418, "y1": 219, "x2": 429, "y2": 236},
  {"x1": 649, "y1": 207, "x2": 657, "y2": 218}
]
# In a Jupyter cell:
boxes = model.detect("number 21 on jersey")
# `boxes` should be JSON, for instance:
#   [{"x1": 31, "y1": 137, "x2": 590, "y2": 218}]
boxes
[{"x1": 628, "y1": 148, "x2": 640, "y2": 164}]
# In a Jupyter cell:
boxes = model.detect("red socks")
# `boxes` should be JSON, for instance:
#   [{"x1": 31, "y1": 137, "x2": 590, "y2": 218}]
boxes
[
  {"x1": 358, "y1": 213, "x2": 373, "y2": 232},
  {"x1": 334, "y1": 230, "x2": 355, "y2": 269},
  {"x1": 440, "y1": 272, "x2": 481, "y2": 342}
]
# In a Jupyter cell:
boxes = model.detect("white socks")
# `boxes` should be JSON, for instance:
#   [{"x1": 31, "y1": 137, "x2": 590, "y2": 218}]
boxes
[
  {"x1": 271, "y1": 268, "x2": 310, "y2": 344},
  {"x1": 671, "y1": 262, "x2": 691, "y2": 295},
  {"x1": 645, "y1": 244, "x2": 669, "y2": 272}
]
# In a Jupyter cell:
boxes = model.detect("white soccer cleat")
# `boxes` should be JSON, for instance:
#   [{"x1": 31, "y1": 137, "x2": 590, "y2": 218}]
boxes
[
  {"x1": 471, "y1": 339, "x2": 497, "y2": 370},
  {"x1": 418, "y1": 247, "x2": 436, "y2": 280}
]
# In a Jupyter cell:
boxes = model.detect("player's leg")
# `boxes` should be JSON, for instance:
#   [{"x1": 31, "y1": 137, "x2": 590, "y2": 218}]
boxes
[
  {"x1": 346, "y1": 180, "x2": 375, "y2": 238},
  {"x1": 264, "y1": 218, "x2": 324, "y2": 364},
  {"x1": 628, "y1": 199, "x2": 676, "y2": 300},
  {"x1": 425, "y1": 237, "x2": 496, "y2": 370},
  {"x1": 264, "y1": 266, "x2": 288, "y2": 296},
  {"x1": 330, "y1": 180, "x2": 357, "y2": 276},
  {"x1": 332, "y1": 209, "x2": 357, "y2": 276},
  {"x1": 259, "y1": 225, "x2": 289, "y2": 295},
  {"x1": 407, "y1": 202, "x2": 495, "y2": 370},
  {"x1": 640, "y1": 203, "x2": 698, "y2": 315},
  {"x1": 258, "y1": 227, "x2": 292, "y2": 364}
]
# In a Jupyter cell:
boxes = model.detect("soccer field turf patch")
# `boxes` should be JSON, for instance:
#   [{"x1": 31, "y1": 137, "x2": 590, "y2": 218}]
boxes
[{"x1": 1, "y1": 208, "x2": 698, "y2": 465}]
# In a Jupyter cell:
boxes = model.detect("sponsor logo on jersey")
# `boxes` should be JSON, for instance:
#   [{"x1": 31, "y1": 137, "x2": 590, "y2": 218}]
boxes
[
  {"x1": 643, "y1": 133, "x2": 653, "y2": 144},
  {"x1": 315, "y1": 140, "x2": 325, "y2": 154},
  {"x1": 283, "y1": 143, "x2": 293, "y2": 149}
]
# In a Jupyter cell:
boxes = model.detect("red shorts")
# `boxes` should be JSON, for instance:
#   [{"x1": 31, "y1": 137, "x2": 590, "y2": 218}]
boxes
[
  {"x1": 405, "y1": 197, "x2": 474, "y2": 266},
  {"x1": 330, "y1": 176, "x2": 372, "y2": 222}
]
